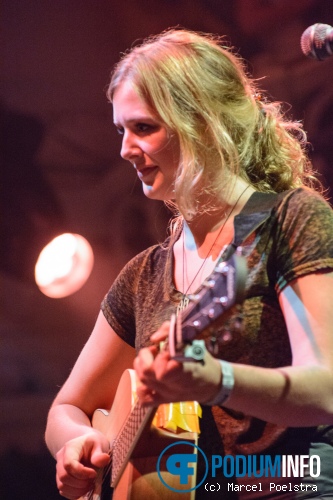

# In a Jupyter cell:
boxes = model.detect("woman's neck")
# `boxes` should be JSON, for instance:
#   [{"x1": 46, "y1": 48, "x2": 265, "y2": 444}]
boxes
[
  {"x1": 181, "y1": 179, "x2": 255, "y2": 251},
  {"x1": 172, "y1": 180, "x2": 255, "y2": 295}
]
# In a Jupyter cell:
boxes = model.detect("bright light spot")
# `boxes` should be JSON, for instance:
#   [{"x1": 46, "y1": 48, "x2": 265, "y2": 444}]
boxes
[{"x1": 35, "y1": 233, "x2": 94, "y2": 298}]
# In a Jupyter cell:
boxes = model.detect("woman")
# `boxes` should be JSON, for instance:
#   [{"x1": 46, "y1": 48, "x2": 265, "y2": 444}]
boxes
[{"x1": 45, "y1": 29, "x2": 333, "y2": 499}]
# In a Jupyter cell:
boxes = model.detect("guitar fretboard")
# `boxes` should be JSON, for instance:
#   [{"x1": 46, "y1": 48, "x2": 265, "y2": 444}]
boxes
[{"x1": 111, "y1": 400, "x2": 154, "y2": 486}]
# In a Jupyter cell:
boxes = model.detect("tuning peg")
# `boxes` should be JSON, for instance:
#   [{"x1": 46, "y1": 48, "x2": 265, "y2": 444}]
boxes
[
  {"x1": 208, "y1": 307, "x2": 216, "y2": 318},
  {"x1": 216, "y1": 262, "x2": 229, "y2": 275},
  {"x1": 188, "y1": 293, "x2": 201, "y2": 303},
  {"x1": 192, "y1": 319, "x2": 202, "y2": 329},
  {"x1": 213, "y1": 296, "x2": 228, "y2": 305},
  {"x1": 222, "y1": 331, "x2": 232, "y2": 342},
  {"x1": 209, "y1": 336, "x2": 219, "y2": 356},
  {"x1": 203, "y1": 278, "x2": 216, "y2": 288},
  {"x1": 184, "y1": 340, "x2": 206, "y2": 362}
]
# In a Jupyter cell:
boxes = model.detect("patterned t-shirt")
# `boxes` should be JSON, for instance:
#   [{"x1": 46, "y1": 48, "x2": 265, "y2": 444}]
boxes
[{"x1": 101, "y1": 187, "x2": 333, "y2": 459}]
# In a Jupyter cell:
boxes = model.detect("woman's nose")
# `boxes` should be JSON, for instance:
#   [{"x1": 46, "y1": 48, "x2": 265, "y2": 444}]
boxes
[{"x1": 120, "y1": 131, "x2": 142, "y2": 162}]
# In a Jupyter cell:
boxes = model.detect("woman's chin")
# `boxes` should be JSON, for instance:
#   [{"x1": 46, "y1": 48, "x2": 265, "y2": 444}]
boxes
[{"x1": 142, "y1": 184, "x2": 172, "y2": 202}]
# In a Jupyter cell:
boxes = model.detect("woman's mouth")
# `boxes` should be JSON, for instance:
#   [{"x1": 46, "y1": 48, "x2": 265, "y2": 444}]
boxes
[{"x1": 137, "y1": 166, "x2": 158, "y2": 181}]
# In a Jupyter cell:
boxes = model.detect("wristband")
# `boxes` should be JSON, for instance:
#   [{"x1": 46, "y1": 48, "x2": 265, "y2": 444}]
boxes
[{"x1": 205, "y1": 360, "x2": 234, "y2": 406}]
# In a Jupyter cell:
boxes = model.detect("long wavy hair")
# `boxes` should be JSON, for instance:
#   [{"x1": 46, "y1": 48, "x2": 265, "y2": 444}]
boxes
[{"x1": 107, "y1": 28, "x2": 318, "y2": 218}]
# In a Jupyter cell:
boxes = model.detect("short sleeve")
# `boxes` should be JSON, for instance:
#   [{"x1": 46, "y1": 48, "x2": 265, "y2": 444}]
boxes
[
  {"x1": 100, "y1": 242, "x2": 173, "y2": 350},
  {"x1": 274, "y1": 188, "x2": 333, "y2": 292},
  {"x1": 101, "y1": 251, "x2": 146, "y2": 347}
]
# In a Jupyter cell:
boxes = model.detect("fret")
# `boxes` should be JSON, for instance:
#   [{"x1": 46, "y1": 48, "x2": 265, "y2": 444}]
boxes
[{"x1": 111, "y1": 401, "x2": 154, "y2": 486}]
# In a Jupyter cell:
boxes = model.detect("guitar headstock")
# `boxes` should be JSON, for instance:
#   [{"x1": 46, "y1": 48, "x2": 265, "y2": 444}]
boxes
[{"x1": 169, "y1": 251, "x2": 247, "y2": 361}]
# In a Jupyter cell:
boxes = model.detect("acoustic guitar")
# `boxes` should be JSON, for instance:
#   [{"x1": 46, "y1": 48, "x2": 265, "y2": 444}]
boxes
[{"x1": 81, "y1": 251, "x2": 247, "y2": 500}]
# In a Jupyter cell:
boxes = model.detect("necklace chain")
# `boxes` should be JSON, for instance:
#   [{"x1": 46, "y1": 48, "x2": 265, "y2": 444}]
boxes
[{"x1": 177, "y1": 185, "x2": 250, "y2": 313}]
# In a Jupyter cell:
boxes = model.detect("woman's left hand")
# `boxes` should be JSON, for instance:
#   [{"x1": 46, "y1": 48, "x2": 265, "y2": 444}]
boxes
[{"x1": 133, "y1": 321, "x2": 221, "y2": 405}]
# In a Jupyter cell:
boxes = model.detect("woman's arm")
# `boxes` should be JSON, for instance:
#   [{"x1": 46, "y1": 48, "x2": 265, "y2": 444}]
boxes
[
  {"x1": 134, "y1": 272, "x2": 333, "y2": 426},
  {"x1": 228, "y1": 270, "x2": 333, "y2": 425},
  {"x1": 45, "y1": 311, "x2": 136, "y2": 498}
]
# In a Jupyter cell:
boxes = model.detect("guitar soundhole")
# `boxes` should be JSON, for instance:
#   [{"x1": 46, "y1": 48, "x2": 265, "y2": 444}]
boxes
[{"x1": 101, "y1": 468, "x2": 113, "y2": 499}]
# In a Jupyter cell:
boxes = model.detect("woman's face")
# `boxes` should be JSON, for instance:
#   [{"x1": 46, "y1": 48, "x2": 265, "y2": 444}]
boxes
[{"x1": 113, "y1": 80, "x2": 180, "y2": 201}]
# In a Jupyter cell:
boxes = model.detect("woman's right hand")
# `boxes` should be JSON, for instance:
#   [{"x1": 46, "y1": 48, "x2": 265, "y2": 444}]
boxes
[{"x1": 55, "y1": 431, "x2": 110, "y2": 499}]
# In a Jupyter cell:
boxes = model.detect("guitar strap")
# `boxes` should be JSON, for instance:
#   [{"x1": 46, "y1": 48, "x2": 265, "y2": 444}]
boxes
[{"x1": 222, "y1": 190, "x2": 288, "y2": 260}]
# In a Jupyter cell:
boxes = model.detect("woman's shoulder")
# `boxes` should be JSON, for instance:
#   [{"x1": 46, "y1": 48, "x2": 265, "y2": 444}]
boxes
[
  {"x1": 279, "y1": 186, "x2": 331, "y2": 206},
  {"x1": 275, "y1": 187, "x2": 333, "y2": 242},
  {"x1": 120, "y1": 237, "x2": 172, "y2": 277},
  {"x1": 272, "y1": 187, "x2": 333, "y2": 291},
  {"x1": 275, "y1": 186, "x2": 333, "y2": 220}
]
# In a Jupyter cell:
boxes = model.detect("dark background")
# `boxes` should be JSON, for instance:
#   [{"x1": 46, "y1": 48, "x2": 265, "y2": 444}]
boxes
[{"x1": 1, "y1": 1, "x2": 333, "y2": 498}]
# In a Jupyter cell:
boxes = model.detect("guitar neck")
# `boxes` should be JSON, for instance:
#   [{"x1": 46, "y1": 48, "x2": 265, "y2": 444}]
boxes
[{"x1": 111, "y1": 399, "x2": 156, "y2": 487}]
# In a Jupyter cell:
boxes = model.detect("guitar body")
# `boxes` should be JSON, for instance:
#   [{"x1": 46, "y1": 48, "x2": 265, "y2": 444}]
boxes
[
  {"x1": 82, "y1": 251, "x2": 247, "y2": 500},
  {"x1": 83, "y1": 369, "x2": 198, "y2": 500}
]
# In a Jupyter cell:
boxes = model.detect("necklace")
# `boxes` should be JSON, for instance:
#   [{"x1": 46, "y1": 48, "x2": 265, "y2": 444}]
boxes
[{"x1": 177, "y1": 185, "x2": 250, "y2": 314}]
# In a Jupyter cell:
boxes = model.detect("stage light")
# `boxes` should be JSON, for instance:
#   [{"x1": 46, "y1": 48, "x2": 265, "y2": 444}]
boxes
[{"x1": 35, "y1": 233, "x2": 94, "y2": 298}]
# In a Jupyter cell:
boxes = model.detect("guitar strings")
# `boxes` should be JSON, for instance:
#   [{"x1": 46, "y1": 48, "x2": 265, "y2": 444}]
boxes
[
  {"x1": 85, "y1": 453, "x2": 112, "y2": 500},
  {"x1": 101, "y1": 453, "x2": 113, "y2": 491},
  {"x1": 97, "y1": 397, "x2": 152, "y2": 493}
]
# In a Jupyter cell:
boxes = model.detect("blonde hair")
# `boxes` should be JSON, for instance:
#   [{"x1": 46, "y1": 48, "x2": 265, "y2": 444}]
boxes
[{"x1": 107, "y1": 29, "x2": 317, "y2": 217}]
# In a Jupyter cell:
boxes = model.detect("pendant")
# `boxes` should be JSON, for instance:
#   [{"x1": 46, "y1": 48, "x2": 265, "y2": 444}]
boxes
[{"x1": 177, "y1": 295, "x2": 189, "y2": 315}]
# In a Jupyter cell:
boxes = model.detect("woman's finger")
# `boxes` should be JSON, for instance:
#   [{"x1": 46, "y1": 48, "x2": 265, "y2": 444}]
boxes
[{"x1": 150, "y1": 321, "x2": 170, "y2": 343}]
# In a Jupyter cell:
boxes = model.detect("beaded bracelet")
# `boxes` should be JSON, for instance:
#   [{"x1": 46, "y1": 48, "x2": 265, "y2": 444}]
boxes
[{"x1": 205, "y1": 360, "x2": 234, "y2": 406}]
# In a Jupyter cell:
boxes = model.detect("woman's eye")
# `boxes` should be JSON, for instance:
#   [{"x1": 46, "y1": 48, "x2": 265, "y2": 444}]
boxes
[
  {"x1": 114, "y1": 123, "x2": 157, "y2": 136},
  {"x1": 136, "y1": 123, "x2": 154, "y2": 133}
]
